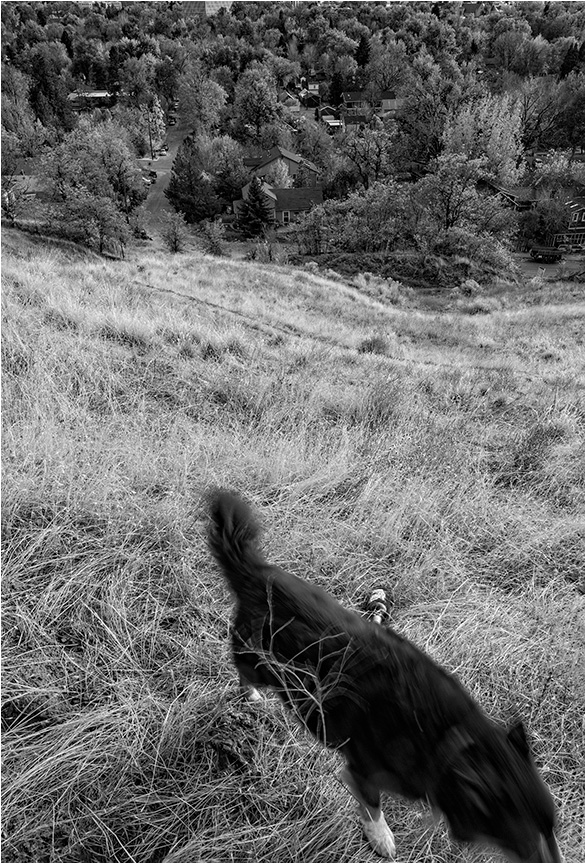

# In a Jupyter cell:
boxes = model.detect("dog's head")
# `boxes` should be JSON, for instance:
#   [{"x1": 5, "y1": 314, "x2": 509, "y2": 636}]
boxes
[{"x1": 435, "y1": 721, "x2": 560, "y2": 863}]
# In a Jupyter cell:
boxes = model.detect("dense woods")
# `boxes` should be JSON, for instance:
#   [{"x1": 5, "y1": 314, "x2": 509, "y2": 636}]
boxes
[{"x1": 1, "y1": 0, "x2": 584, "y2": 259}]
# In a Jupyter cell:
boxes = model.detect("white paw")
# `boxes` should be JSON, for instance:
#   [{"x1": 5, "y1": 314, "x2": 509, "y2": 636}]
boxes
[
  {"x1": 360, "y1": 810, "x2": 396, "y2": 860},
  {"x1": 242, "y1": 686, "x2": 262, "y2": 702}
]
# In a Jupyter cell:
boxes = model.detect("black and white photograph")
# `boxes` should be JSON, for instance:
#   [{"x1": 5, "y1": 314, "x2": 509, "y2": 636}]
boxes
[{"x1": 2, "y1": 1, "x2": 584, "y2": 862}]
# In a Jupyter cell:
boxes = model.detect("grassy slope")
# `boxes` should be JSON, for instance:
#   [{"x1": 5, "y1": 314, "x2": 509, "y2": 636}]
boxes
[{"x1": 2, "y1": 227, "x2": 584, "y2": 864}]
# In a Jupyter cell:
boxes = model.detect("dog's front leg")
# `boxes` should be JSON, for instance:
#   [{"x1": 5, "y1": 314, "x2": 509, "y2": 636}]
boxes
[
  {"x1": 340, "y1": 767, "x2": 396, "y2": 860},
  {"x1": 238, "y1": 672, "x2": 262, "y2": 702}
]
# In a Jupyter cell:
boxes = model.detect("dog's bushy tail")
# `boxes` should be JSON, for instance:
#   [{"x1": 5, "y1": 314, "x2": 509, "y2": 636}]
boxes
[{"x1": 207, "y1": 489, "x2": 266, "y2": 591}]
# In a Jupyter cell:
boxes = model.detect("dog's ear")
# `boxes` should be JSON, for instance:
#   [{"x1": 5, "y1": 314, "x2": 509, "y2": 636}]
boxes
[{"x1": 507, "y1": 721, "x2": 530, "y2": 759}]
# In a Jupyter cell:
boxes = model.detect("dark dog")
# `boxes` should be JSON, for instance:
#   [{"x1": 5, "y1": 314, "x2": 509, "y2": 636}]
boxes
[{"x1": 208, "y1": 489, "x2": 561, "y2": 862}]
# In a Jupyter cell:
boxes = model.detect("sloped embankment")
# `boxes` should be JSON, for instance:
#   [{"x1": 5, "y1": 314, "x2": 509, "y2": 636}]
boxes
[{"x1": 2, "y1": 230, "x2": 584, "y2": 863}]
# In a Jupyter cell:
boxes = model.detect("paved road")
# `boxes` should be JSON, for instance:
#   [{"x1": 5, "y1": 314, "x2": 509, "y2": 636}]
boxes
[
  {"x1": 140, "y1": 120, "x2": 189, "y2": 232},
  {"x1": 511, "y1": 251, "x2": 585, "y2": 278}
]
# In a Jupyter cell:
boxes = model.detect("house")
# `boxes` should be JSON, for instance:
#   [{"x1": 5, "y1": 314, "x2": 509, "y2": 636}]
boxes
[
  {"x1": 298, "y1": 89, "x2": 321, "y2": 108},
  {"x1": 342, "y1": 91, "x2": 369, "y2": 115},
  {"x1": 67, "y1": 90, "x2": 114, "y2": 111},
  {"x1": 315, "y1": 105, "x2": 344, "y2": 134},
  {"x1": 245, "y1": 146, "x2": 319, "y2": 186},
  {"x1": 279, "y1": 91, "x2": 301, "y2": 114},
  {"x1": 233, "y1": 182, "x2": 323, "y2": 226},
  {"x1": 344, "y1": 114, "x2": 369, "y2": 132},
  {"x1": 548, "y1": 198, "x2": 585, "y2": 249},
  {"x1": 461, "y1": 1, "x2": 485, "y2": 16},
  {"x1": 494, "y1": 185, "x2": 540, "y2": 211},
  {"x1": 375, "y1": 91, "x2": 404, "y2": 118},
  {"x1": 179, "y1": 1, "x2": 233, "y2": 14},
  {"x1": 320, "y1": 115, "x2": 345, "y2": 134},
  {"x1": 494, "y1": 183, "x2": 585, "y2": 212}
]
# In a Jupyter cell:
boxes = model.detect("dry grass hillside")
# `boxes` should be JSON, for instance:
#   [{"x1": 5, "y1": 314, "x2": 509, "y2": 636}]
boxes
[{"x1": 2, "y1": 226, "x2": 584, "y2": 864}]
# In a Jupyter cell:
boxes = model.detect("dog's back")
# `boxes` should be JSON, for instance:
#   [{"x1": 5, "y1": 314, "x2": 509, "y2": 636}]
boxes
[{"x1": 207, "y1": 489, "x2": 560, "y2": 863}]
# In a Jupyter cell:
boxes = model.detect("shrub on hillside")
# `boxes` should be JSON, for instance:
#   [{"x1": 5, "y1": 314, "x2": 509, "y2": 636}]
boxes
[
  {"x1": 430, "y1": 228, "x2": 517, "y2": 283},
  {"x1": 246, "y1": 240, "x2": 289, "y2": 264},
  {"x1": 161, "y1": 211, "x2": 190, "y2": 254},
  {"x1": 198, "y1": 220, "x2": 227, "y2": 256},
  {"x1": 357, "y1": 334, "x2": 390, "y2": 355}
]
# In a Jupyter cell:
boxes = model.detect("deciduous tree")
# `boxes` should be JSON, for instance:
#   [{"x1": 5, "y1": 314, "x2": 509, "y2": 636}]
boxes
[
  {"x1": 178, "y1": 63, "x2": 227, "y2": 133},
  {"x1": 233, "y1": 64, "x2": 279, "y2": 142},
  {"x1": 442, "y1": 93, "x2": 523, "y2": 185}
]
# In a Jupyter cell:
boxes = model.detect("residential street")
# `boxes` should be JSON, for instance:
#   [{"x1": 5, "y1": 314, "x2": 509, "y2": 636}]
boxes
[{"x1": 140, "y1": 120, "x2": 188, "y2": 232}]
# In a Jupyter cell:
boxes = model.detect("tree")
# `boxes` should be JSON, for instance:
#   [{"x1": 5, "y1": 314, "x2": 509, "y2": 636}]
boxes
[
  {"x1": 54, "y1": 188, "x2": 129, "y2": 255},
  {"x1": 515, "y1": 76, "x2": 575, "y2": 151},
  {"x1": 295, "y1": 181, "x2": 415, "y2": 255},
  {"x1": 155, "y1": 55, "x2": 180, "y2": 103},
  {"x1": 1, "y1": 64, "x2": 45, "y2": 154},
  {"x1": 329, "y1": 70, "x2": 345, "y2": 107},
  {"x1": 394, "y1": 69, "x2": 452, "y2": 169},
  {"x1": 27, "y1": 44, "x2": 76, "y2": 135},
  {"x1": 442, "y1": 93, "x2": 523, "y2": 185},
  {"x1": 365, "y1": 36, "x2": 412, "y2": 94},
  {"x1": 261, "y1": 160, "x2": 292, "y2": 188},
  {"x1": 532, "y1": 150, "x2": 583, "y2": 192},
  {"x1": 178, "y1": 63, "x2": 227, "y2": 133},
  {"x1": 199, "y1": 219, "x2": 227, "y2": 256},
  {"x1": 340, "y1": 127, "x2": 395, "y2": 190},
  {"x1": 295, "y1": 117, "x2": 333, "y2": 170},
  {"x1": 233, "y1": 64, "x2": 279, "y2": 142},
  {"x1": 1, "y1": 134, "x2": 32, "y2": 227},
  {"x1": 118, "y1": 54, "x2": 157, "y2": 108},
  {"x1": 111, "y1": 98, "x2": 165, "y2": 158},
  {"x1": 409, "y1": 154, "x2": 513, "y2": 248},
  {"x1": 518, "y1": 199, "x2": 570, "y2": 245},
  {"x1": 160, "y1": 210, "x2": 190, "y2": 253},
  {"x1": 47, "y1": 120, "x2": 147, "y2": 217},
  {"x1": 355, "y1": 33, "x2": 370, "y2": 68},
  {"x1": 44, "y1": 119, "x2": 146, "y2": 251},
  {"x1": 238, "y1": 176, "x2": 273, "y2": 237},
  {"x1": 165, "y1": 136, "x2": 223, "y2": 223}
]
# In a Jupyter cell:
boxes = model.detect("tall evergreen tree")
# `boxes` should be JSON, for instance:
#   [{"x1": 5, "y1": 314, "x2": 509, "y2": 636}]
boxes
[
  {"x1": 238, "y1": 176, "x2": 273, "y2": 237},
  {"x1": 329, "y1": 70, "x2": 345, "y2": 107},
  {"x1": 165, "y1": 137, "x2": 222, "y2": 223},
  {"x1": 355, "y1": 33, "x2": 370, "y2": 68}
]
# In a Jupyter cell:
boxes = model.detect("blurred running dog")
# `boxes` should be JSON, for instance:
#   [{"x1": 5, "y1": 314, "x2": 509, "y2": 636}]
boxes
[{"x1": 207, "y1": 489, "x2": 560, "y2": 862}]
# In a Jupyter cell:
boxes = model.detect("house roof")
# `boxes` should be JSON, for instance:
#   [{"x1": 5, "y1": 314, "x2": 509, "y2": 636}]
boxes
[
  {"x1": 279, "y1": 91, "x2": 300, "y2": 105},
  {"x1": 273, "y1": 188, "x2": 323, "y2": 211},
  {"x1": 253, "y1": 146, "x2": 319, "y2": 176},
  {"x1": 67, "y1": 90, "x2": 111, "y2": 100},
  {"x1": 241, "y1": 180, "x2": 277, "y2": 202},
  {"x1": 342, "y1": 91, "x2": 367, "y2": 102}
]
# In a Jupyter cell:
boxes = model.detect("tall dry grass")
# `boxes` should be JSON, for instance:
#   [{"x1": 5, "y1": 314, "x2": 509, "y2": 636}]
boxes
[{"x1": 2, "y1": 228, "x2": 584, "y2": 863}]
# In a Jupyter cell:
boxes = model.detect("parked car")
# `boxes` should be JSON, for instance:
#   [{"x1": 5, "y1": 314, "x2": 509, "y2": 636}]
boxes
[
  {"x1": 529, "y1": 246, "x2": 563, "y2": 263},
  {"x1": 168, "y1": 117, "x2": 176, "y2": 126},
  {"x1": 148, "y1": 170, "x2": 157, "y2": 180}
]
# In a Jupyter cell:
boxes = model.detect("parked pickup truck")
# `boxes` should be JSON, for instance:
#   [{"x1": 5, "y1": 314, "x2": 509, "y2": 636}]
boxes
[{"x1": 529, "y1": 246, "x2": 563, "y2": 263}]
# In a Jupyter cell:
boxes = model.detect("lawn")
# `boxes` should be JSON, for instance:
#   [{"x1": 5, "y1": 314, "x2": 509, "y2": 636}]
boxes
[{"x1": 2, "y1": 227, "x2": 584, "y2": 863}]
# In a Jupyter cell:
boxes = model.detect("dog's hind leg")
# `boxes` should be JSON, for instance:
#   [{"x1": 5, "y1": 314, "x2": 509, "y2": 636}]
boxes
[{"x1": 340, "y1": 767, "x2": 396, "y2": 860}]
